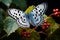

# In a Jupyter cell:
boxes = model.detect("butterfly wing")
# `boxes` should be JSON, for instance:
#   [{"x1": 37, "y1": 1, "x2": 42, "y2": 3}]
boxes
[
  {"x1": 8, "y1": 9, "x2": 30, "y2": 28},
  {"x1": 29, "y1": 3, "x2": 47, "y2": 26}
]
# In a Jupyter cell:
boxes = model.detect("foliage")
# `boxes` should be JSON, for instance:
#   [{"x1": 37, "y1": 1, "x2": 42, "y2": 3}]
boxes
[
  {"x1": 17, "y1": 28, "x2": 40, "y2": 40},
  {"x1": 4, "y1": 17, "x2": 19, "y2": 35},
  {"x1": 12, "y1": 0, "x2": 27, "y2": 10},
  {"x1": 1, "y1": 0, "x2": 12, "y2": 7},
  {"x1": 0, "y1": 8, "x2": 5, "y2": 32},
  {"x1": 44, "y1": 15, "x2": 59, "y2": 36}
]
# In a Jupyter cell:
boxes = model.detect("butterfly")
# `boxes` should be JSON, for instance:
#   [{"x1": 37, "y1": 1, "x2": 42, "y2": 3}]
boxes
[{"x1": 7, "y1": 3, "x2": 47, "y2": 28}]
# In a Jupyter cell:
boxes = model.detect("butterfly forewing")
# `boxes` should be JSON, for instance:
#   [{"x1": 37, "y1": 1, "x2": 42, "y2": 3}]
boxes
[
  {"x1": 8, "y1": 9, "x2": 30, "y2": 28},
  {"x1": 29, "y1": 3, "x2": 47, "y2": 26}
]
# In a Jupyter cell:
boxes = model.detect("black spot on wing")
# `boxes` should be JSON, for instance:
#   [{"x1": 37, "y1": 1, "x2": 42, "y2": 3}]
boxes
[
  {"x1": 8, "y1": 10, "x2": 12, "y2": 15},
  {"x1": 34, "y1": 17, "x2": 36, "y2": 19},
  {"x1": 39, "y1": 9, "x2": 42, "y2": 12},
  {"x1": 24, "y1": 19, "x2": 25, "y2": 21},
  {"x1": 18, "y1": 20, "x2": 27, "y2": 26},
  {"x1": 22, "y1": 20, "x2": 26, "y2": 23},
  {"x1": 35, "y1": 14, "x2": 37, "y2": 17},
  {"x1": 19, "y1": 14, "x2": 20, "y2": 16},
  {"x1": 13, "y1": 15, "x2": 14, "y2": 16},
  {"x1": 20, "y1": 16, "x2": 26, "y2": 23},
  {"x1": 18, "y1": 10, "x2": 19, "y2": 13},
  {"x1": 40, "y1": 12, "x2": 42, "y2": 14},
  {"x1": 35, "y1": 8, "x2": 37, "y2": 10},
  {"x1": 15, "y1": 13, "x2": 17, "y2": 15},
  {"x1": 36, "y1": 11, "x2": 38, "y2": 13},
  {"x1": 15, "y1": 9, "x2": 17, "y2": 11},
  {"x1": 20, "y1": 11, "x2": 22, "y2": 14},
  {"x1": 33, "y1": 14, "x2": 34, "y2": 16},
  {"x1": 14, "y1": 13, "x2": 17, "y2": 15},
  {"x1": 20, "y1": 17, "x2": 22, "y2": 19},
  {"x1": 37, "y1": 6, "x2": 39, "y2": 8},
  {"x1": 36, "y1": 18, "x2": 39, "y2": 21},
  {"x1": 15, "y1": 16, "x2": 19, "y2": 20}
]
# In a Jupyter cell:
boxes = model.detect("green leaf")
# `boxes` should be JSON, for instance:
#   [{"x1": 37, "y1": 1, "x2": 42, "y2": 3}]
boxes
[
  {"x1": 43, "y1": 14, "x2": 60, "y2": 40},
  {"x1": 47, "y1": 28, "x2": 60, "y2": 40},
  {"x1": 1, "y1": 0, "x2": 12, "y2": 7},
  {"x1": 0, "y1": 8, "x2": 5, "y2": 32},
  {"x1": 44, "y1": 15, "x2": 60, "y2": 36},
  {"x1": 31, "y1": 31, "x2": 40, "y2": 40},
  {"x1": 43, "y1": 14, "x2": 48, "y2": 18},
  {"x1": 4, "y1": 17, "x2": 19, "y2": 35},
  {"x1": 13, "y1": 0, "x2": 27, "y2": 10}
]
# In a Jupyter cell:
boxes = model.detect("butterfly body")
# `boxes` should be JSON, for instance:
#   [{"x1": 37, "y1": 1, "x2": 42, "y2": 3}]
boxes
[{"x1": 7, "y1": 3, "x2": 47, "y2": 28}]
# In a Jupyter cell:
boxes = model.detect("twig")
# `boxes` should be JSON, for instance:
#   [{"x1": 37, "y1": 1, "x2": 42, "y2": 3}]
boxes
[{"x1": 0, "y1": 34, "x2": 7, "y2": 39}]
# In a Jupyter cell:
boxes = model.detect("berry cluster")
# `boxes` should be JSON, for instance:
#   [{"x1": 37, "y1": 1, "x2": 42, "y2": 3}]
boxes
[
  {"x1": 21, "y1": 29, "x2": 30, "y2": 38},
  {"x1": 41, "y1": 20, "x2": 50, "y2": 31},
  {"x1": 52, "y1": 9, "x2": 60, "y2": 17}
]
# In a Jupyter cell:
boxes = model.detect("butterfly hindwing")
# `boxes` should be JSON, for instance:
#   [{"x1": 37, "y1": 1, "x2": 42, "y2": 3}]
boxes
[
  {"x1": 8, "y1": 9, "x2": 30, "y2": 28},
  {"x1": 29, "y1": 3, "x2": 47, "y2": 26}
]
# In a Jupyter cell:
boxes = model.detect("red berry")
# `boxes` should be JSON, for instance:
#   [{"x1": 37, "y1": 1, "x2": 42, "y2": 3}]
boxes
[
  {"x1": 46, "y1": 25, "x2": 49, "y2": 28},
  {"x1": 41, "y1": 21, "x2": 50, "y2": 31},
  {"x1": 53, "y1": 12, "x2": 60, "y2": 17},
  {"x1": 53, "y1": 9, "x2": 56, "y2": 12},
  {"x1": 55, "y1": 9, "x2": 59, "y2": 12},
  {"x1": 24, "y1": 34, "x2": 27, "y2": 37},
  {"x1": 47, "y1": 23, "x2": 50, "y2": 26},
  {"x1": 44, "y1": 23, "x2": 47, "y2": 26},
  {"x1": 26, "y1": 32, "x2": 30, "y2": 38},
  {"x1": 26, "y1": 32, "x2": 30, "y2": 35},
  {"x1": 41, "y1": 25, "x2": 46, "y2": 30},
  {"x1": 57, "y1": 15, "x2": 60, "y2": 17},
  {"x1": 21, "y1": 32, "x2": 27, "y2": 37},
  {"x1": 54, "y1": 12, "x2": 58, "y2": 15},
  {"x1": 53, "y1": 9, "x2": 59, "y2": 12},
  {"x1": 27, "y1": 34, "x2": 30, "y2": 38}
]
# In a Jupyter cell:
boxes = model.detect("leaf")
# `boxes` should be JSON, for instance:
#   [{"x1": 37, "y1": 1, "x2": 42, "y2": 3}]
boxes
[
  {"x1": 47, "y1": 27, "x2": 60, "y2": 40},
  {"x1": 4, "y1": 17, "x2": 19, "y2": 35},
  {"x1": 43, "y1": 14, "x2": 48, "y2": 18},
  {"x1": 44, "y1": 15, "x2": 59, "y2": 36},
  {"x1": 1, "y1": 0, "x2": 12, "y2": 7},
  {"x1": 17, "y1": 28, "x2": 40, "y2": 40},
  {"x1": 13, "y1": 0, "x2": 27, "y2": 10},
  {"x1": 31, "y1": 31, "x2": 40, "y2": 40},
  {"x1": 0, "y1": 8, "x2": 5, "y2": 32}
]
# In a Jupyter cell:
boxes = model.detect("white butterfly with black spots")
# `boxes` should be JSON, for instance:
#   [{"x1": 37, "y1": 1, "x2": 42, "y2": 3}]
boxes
[{"x1": 7, "y1": 3, "x2": 47, "y2": 28}]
